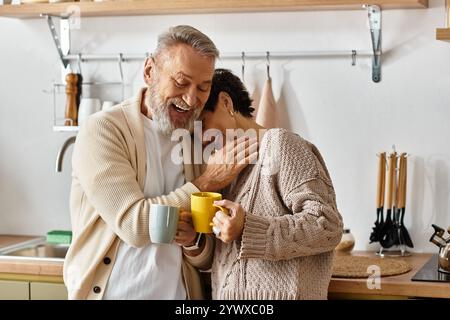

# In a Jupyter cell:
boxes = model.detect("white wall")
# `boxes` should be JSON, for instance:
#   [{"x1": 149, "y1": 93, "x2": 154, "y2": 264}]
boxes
[{"x1": 1, "y1": 0, "x2": 449, "y2": 252}]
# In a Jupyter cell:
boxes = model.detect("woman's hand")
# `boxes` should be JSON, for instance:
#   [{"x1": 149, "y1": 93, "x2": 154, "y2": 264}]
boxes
[
  {"x1": 212, "y1": 200, "x2": 246, "y2": 243},
  {"x1": 175, "y1": 211, "x2": 197, "y2": 247}
]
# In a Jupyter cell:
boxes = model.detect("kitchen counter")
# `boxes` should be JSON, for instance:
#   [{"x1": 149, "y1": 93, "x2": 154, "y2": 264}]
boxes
[
  {"x1": 1, "y1": 236, "x2": 449, "y2": 298},
  {"x1": 328, "y1": 251, "x2": 450, "y2": 299},
  {"x1": 0, "y1": 235, "x2": 63, "y2": 281}
]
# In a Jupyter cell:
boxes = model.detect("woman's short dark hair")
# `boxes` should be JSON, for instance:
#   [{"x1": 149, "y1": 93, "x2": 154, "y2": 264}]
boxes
[{"x1": 204, "y1": 69, "x2": 254, "y2": 118}]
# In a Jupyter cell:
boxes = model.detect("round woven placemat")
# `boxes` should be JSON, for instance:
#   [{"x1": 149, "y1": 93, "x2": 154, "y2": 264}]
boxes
[{"x1": 332, "y1": 255, "x2": 412, "y2": 278}]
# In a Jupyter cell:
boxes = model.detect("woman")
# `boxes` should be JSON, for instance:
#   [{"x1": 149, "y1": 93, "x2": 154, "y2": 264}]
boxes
[{"x1": 200, "y1": 69, "x2": 343, "y2": 300}]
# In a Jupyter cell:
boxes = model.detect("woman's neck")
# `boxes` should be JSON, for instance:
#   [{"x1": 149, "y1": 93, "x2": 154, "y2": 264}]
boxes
[{"x1": 234, "y1": 114, "x2": 267, "y2": 141}]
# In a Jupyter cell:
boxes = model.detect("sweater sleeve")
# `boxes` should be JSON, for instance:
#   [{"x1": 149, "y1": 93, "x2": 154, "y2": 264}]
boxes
[
  {"x1": 238, "y1": 130, "x2": 343, "y2": 260},
  {"x1": 183, "y1": 234, "x2": 215, "y2": 270},
  {"x1": 239, "y1": 178, "x2": 343, "y2": 260},
  {"x1": 72, "y1": 115, "x2": 199, "y2": 248}
]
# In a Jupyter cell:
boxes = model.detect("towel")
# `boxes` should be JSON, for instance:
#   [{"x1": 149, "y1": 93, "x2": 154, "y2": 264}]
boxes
[{"x1": 255, "y1": 77, "x2": 277, "y2": 128}]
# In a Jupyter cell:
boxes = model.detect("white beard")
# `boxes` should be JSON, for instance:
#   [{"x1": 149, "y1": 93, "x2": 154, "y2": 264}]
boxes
[{"x1": 145, "y1": 82, "x2": 201, "y2": 136}]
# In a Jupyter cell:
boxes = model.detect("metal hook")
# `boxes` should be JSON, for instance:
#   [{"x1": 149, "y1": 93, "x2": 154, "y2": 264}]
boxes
[
  {"x1": 351, "y1": 50, "x2": 357, "y2": 66},
  {"x1": 77, "y1": 53, "x2": 83, "y2": 75},
  {"x1": 266, "y1": 51, "x2": 271, "y2": 79},
  {"x1": 118, "y1": 53, "x2": 125, "y2": 100},
  {"x1": 241, "y1": 51, "x2": 245, "y2": 82},
  {"x1": 118, "y1": 53, "x2": 124, "y2": 83}
]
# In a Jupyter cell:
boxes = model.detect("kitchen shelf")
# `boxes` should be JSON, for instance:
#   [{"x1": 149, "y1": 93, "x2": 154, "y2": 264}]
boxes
[
  {"x1": 436, "y1": 5, "x2": 450, "y2": 41},
  {"x1": 0, "y1": 0, "x2": 428, "y2": 19}
]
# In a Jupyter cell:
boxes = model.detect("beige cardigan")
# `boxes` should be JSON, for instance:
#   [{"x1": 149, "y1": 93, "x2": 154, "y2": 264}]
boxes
[
  {"x1": 64, "y1": 89, "x2": 212, "y2": 300},
  {"x1": 211, "y1": 129, "x2": 343, "y2": 300}
]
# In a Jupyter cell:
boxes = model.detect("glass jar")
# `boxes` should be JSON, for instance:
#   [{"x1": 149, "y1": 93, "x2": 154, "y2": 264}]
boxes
[{"x1": 335, "y1": 228, "x2": 355, "y2": 254}]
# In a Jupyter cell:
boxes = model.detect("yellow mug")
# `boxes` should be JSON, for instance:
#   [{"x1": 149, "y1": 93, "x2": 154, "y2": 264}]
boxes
[{"x1": 191, "y1": 192, "x2": 229, "y2": 233}]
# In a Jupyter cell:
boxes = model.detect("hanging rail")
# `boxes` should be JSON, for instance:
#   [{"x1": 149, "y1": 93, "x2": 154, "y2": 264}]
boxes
[
  {"x1": 63, "y1": 50, "x2": 374, "y2": 62},
  {"x1": 44, "y1": 5, "x2": 382, "y2": 82}
]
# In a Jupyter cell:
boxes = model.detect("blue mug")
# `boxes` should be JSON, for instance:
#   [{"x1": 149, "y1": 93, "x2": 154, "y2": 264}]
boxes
[{"x1": 150, "y1": 204, "x2": 179, "y2": 244}]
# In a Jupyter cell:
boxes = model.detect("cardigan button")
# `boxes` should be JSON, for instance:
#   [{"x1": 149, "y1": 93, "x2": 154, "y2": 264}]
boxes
[
  {"x1": 93, "y1": 286, "x2": 101, "y2": 294},
  {"x1": 103, "y1": 257, "x2": 111, "y2": 265}
]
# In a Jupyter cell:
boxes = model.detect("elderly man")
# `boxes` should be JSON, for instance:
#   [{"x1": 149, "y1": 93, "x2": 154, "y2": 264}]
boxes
[{"x1": 64, "y1": 25, "x2": 256, "y2": 300}]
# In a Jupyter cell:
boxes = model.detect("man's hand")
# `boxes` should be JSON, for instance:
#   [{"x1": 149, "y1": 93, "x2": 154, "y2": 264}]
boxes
[
  {"x1": 175, "y1": 211, "x2": 197, "y2": 247},
  {"x1": 193, "y1": 136, "x2": 258, "y2": 192},
  {"x1": 211, "y1": 200, "x2": 246, "y2": 243}
]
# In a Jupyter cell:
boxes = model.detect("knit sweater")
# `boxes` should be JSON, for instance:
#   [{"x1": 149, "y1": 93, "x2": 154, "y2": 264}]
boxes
[{"x1": 211, "y1": 129, "x2": 343, "y2": 300}]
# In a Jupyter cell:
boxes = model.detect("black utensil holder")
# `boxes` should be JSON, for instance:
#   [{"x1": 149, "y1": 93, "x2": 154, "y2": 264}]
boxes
[{"x1": 377, "y1": 223, "x2": 412, "y2": 257}]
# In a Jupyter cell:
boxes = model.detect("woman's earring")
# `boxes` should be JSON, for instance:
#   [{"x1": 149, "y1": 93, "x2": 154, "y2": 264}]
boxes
[{"x1": 229, "y1": 110, "x2": 235, "y2": 117}]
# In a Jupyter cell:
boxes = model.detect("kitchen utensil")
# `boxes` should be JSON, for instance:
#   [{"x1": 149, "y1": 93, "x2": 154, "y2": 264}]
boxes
[
  {"x1": 64, "y1": 73, "x2": 78, "y2": 126},
  {"x1": 391, "y1": 152, "x2": 400, "y2": 246},
  {"x1": 394, "y1": 153, "x2": 402, "y2": 246},
  {"x1": 429, "y1": 224, "x2": 450, "y2": 273},
  {"x1": 393, "y1": 153, "x2": 403, "y2": 245},
  {"x1": 370, "y1": 152, "x2": 386, "y2": 243},
  {"x1": 398, "y1": 153, "x2": 414, "y2": 248},
  {"x1": 77, "y1": 98, "x2": 101, "y2": 127},
  {"x1": 379, "y1": 152, "x2": 397, "y2": 248},
  {"x1": 76, "y1": 73, "x2": 83, "y2": 111}
]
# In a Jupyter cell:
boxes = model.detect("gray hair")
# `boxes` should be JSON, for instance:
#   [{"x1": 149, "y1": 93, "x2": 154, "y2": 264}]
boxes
[{"x1": 154, "y1": 25, "x2": 219, "y2": 61}]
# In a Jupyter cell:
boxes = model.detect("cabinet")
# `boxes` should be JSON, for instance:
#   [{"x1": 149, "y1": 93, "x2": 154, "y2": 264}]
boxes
[
  {"x1": 0, "y1": 279, "x2": 67, "y2": 300},
  {"x1": 0, "y1": 280, "x2": 29, "y2": 300},
  {"x1": 0, "y1": 0, "x2": 428, "y2": 19},
  {"x1": 30, "y1": 282, "x2": 68, "y2": 300}
]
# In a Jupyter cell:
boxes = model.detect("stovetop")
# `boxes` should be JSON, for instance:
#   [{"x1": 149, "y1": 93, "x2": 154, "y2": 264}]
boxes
[{"x1": 412, "y1": 254, "x2": 450, "y2": 283}]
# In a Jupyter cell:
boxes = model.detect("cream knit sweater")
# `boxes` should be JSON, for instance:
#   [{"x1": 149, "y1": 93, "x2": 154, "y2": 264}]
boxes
[{"x1": 211, "y1": 129, "x2": 343, "y2": 300}]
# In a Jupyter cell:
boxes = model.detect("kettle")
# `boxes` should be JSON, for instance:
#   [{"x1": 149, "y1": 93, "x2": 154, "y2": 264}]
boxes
[{"x1": 429, "y1": 224, "x2": 450, "y2": 273}]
